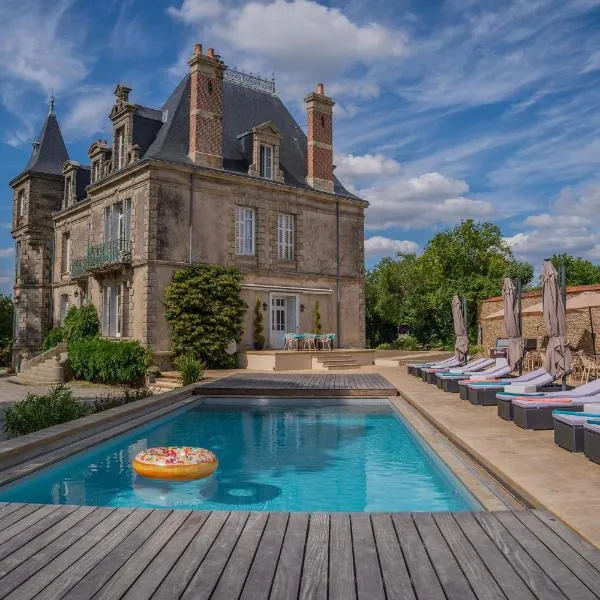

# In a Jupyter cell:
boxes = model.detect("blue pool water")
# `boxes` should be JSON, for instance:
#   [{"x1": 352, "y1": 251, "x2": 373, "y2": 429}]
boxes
[{"x1": 0, "y1": 401, "x2": 479, "y2": 512}]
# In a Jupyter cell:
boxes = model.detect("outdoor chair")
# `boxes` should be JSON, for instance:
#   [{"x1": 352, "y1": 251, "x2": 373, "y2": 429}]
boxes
[
  {"x1": 283, "y1": 333, "x2": 297, "y2": 351},
  {"x1": 303, "y1": 333, "x2": 317, "y2": 350},
  {"x1": 321, "y1": 333, "x2": 335, "y2": 350}
]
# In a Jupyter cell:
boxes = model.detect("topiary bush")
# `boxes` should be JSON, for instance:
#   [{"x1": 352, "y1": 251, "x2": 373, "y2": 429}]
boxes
[
  {"x1": 313, "y1": 300, "x2": 322, "y2": 334},
  {"x1": 64, "y1": 304, "x2": 99, "y2": 345},
  {"x1": 42, "y1": 326, "x2": 65, "y2": 351},
  {"x1": 174, "y1": 352, "x2": 206, "y2": 386},
  {"x1": 69, "y1": 338, "x2": 149, "y2": 384},
  {"x1": 4, "y1": 384, "x2": 89, "y2": 438},
  {"x1": 165, "y1": 264, "x2": 247, "y2": 368},
  {"x1": 252, "y1": 297, "x2": 265, "y2": 350}
]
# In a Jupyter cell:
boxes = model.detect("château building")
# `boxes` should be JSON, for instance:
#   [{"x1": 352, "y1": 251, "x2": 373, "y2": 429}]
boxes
[{"x1": 9, "y1": 43, "x2": 367, "y2": 368}]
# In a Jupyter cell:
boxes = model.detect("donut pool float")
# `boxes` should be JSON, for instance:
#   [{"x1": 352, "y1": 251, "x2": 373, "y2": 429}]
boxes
[{"x1": 132, "y1": 447, "x2": 218, "y2": 481}]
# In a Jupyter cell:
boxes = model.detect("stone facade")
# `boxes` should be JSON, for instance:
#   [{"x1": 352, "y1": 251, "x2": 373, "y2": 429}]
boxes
[
  {"x1": 9, "y1": 43, "x2": 367, "y2": 367},
  {"x1": 479, "y1": 283, "x2": 600, "y2": 354}
]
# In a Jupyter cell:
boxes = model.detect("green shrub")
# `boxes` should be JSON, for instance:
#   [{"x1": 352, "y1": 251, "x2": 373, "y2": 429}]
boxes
[
  {"x1": 468, "y1": 344, "x2": 485, "y2": 357},
  {"x1": 376, "y1": 342, "x2": 393, "y2": 350},
  {"x1": 175, "y1": 352, "x2": 206, "y2": 386},
  {"x1": 252, "y1": 297, "x2": 265, "y2": 349},
  {"x1": 146, "y1": 365, "x2": 161, "y2": 377},
  {"x1": 4, "y1": 385, "x2": 89, "y2": 437},
  {"x1": 165, "y1": 264, "x2": 247, "y2": 368},
  {"x1": 64, "y1": 304, "x2": 99, "y2": 345},
  {"x1": 0, "y1": 340, "x2": 12, "y2": 367},
  {"x1": 393, "y1": 335, "x2": 421, "y2": 351},
  {"x1": 93, "y1": 387, "x2": 153, "y2": 413},
  {"x1": 42, "y1": 327, "x2": 65, "y2": 351},
  {"x1": 69, "y1": 338, "x2": 149, "y2": 384},
  {"x1": 313, "y1": 300, "x2": 322, "y2": 334}
]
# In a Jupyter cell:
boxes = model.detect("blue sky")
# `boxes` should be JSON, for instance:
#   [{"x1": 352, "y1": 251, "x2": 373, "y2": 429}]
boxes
[{"x1": 3, "y1": 0, "x2": 600, "y2": 293}]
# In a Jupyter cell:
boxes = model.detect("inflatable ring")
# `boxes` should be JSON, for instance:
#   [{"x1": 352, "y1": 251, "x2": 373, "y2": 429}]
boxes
[{"x1": 133, "y1": 447, "x2": 218, "y2": 481}]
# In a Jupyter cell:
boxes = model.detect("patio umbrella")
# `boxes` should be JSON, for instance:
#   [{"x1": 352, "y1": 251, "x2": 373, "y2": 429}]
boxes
[
  {"x1": 567, "y1": 291, "x2": 600, "y2": 353},
  {"x1": 503, "y1": 277, "x2": 522, "y2": 371},
  {"x1": 452, "y1": 295, "x2": 469, "y2": 362},
  {"x1": 541, "y1": 261, "x2": 572, "y2": 379}
]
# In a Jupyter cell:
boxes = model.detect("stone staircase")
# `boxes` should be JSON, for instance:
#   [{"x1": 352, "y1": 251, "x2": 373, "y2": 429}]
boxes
[
  {"x1": 9, "y1": 343, "x2": 69, "y2": 385},
  {"x1": 150, "y1": 371, "x2": 182, "y2": 393},
  {"x1": 313, "y1": 354, "x2": 360, "y2": 370},
  {"x1": 374, "y1": 351, "x2": 452, "y2": 367}
]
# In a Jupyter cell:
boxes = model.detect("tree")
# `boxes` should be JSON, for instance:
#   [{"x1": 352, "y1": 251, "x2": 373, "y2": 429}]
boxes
[
  {"x1": 313, "y1": 300, "x2": 322, "y2": 334},
  {"x1": 0, "y1": 293, "x2": 13, "y2": 342},
  {"x1": 252, "y1": 297, "x2": 265, "y2": 349},
  {"x1": 165, "y1": 264, "x2": 248, "y2": 368},
  {"x1": 366, "y1": 220, "x2": 534, "y2": 348},
  {"x1": 550, "y1": 254, "x2": 600, "y2": 287}
]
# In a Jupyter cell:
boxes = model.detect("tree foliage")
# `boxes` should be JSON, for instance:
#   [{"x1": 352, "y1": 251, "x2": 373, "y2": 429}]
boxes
[
  {"x1": 252, "y1": 297, "x2": 265, "y2": 348},
  {"x1": 0, "y1": 293, "x2": 13, "y2": 367},
  {"x1": 64, "y1": 304, "x2": 99, "y2": 345},
  {"x1": 313, "y1": 300, "x2": 322, "y2": 334},
  {"x1": 165, "y1": 264, "x2": 248, "y2": 368},
  {"x1": 366, "y1": 220, "x2": 534, "y2": 348},
  {"x1": 550, "y1": 254, "x2": 600, "y2": 287}
]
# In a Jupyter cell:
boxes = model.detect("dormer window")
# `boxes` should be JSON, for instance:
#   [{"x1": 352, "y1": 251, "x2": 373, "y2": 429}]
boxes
[
  {"x1": 260, "y1": 144, "x2": 273, "y2": 179},
  {"x1": 115, "y1": 127, "x2": 126, "y2": 170},
  {"x1": 64, "y1": 175, "x2": 73, "y2": 208},
  {"x1": 92, "y1": 160, "x2": 100, "y2": 183},
  {"x1": 17, "y1": 190, "x2": 25, "y2": 218}
]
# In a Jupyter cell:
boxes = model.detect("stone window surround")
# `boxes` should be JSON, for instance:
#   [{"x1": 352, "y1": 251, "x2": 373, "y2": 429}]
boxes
[
  {"x1": 16, "y1": 190, "x2": 25, "y2": 218},
  {"x1": 60, "y1": 232, "x2": 71, "y2": 275},
  {"x1": 247, "y1": 122, "x2": 284, "y2": 183},
  {"x1": 235, "y1": 205, "x2": 256, "y2": 256}
]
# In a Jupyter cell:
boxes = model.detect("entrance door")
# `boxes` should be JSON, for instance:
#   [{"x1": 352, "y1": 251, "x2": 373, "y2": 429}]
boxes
[{"x1": 271, "y1": 296, "x2": 287, "y2": 349}]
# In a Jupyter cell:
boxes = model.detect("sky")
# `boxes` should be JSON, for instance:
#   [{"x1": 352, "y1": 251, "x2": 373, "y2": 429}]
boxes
[{"x1": 3, "y1": 0, "x2": 600, "y2": 293}]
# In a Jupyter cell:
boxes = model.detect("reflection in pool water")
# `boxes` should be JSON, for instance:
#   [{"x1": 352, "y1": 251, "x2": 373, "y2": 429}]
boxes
[{"x1": 0, "y1": 403, "x2": 479, "y2": 512}]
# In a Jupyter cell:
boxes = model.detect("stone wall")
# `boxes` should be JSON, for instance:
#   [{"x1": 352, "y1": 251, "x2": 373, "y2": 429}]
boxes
[{"x1": 480, "y1": 283, "x2": 600, "y2": 354}]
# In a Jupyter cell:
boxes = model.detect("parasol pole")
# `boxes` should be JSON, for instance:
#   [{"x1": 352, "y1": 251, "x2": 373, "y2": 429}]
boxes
[
  {"x1": 516, "y1": 277, "x2": 523, "y2": 376},
  {"x1": 589, "y1": 306, "x2": 596, "y2": 356},
  {"x1": 560, "y1": 256, "x2": 567, "y2": 391}
]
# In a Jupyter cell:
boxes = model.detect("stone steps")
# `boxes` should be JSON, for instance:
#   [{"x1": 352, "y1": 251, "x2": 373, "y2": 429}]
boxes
[
  {"x1": 9, "y1": 354, "x2": 68, "y2": 386},
  {"x1": 315, "y1": 355, "x2": 361, "y2": 371}
]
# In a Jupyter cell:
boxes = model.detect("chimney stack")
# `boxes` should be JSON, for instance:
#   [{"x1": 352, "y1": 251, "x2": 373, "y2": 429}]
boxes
[
  {"x1": 187, "y1": 42, "x2": 226, "y2": 168},
  {"x1": 304, "y1": 83, "x2": 335, "y2": 193}
]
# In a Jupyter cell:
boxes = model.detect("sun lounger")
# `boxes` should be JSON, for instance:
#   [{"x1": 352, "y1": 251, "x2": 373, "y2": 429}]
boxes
[
  {"x1": 553, "y1": 405, "x2": 600, "y2": 452},
  {"x1": 512, "y1": 394, "x2": 600, "y2": 430},
  {"x1": 436, "y1": 359, "x2": 508, "y2": 393},
  {"x1": 464, "y1": 368, "x2": 553, "y2": 405},
  {"x1": 584, "y1": 421, "x2": 600, "y2": 464},
  {"x1": 419, "y1": 357, "x2": 472, "y2": 382},
  {"x1": 407, "y1": 356, "x2": 458, "y2": 376},
  {"x1": 496, "y1": 377, "x2": 600, "y2": 422},
  {"x1": 425, "y1": 358, "x2": 492, "y2": 386}
]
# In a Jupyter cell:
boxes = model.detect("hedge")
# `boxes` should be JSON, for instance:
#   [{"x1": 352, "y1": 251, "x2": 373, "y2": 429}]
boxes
[{"x1": 69, "y1": 338, "x2": 149, "y2": 384}]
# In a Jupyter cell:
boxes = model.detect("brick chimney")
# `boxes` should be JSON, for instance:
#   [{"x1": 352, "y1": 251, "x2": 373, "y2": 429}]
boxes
[
  {"x1": 305, "y1": 83, "x2": 335, "y2": 193},
  {"x1": 187, "y1": 43, "x2": 226, "y2": 168}
]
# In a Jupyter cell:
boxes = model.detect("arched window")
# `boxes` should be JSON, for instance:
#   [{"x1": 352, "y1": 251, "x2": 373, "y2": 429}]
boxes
[{"x1": 17, "y1": 190, "x2": 25, "y2": 217}]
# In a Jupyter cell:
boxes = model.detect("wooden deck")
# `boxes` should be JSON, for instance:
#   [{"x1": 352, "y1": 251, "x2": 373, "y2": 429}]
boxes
[
  {"x1": 196, "y1": 373, "x2": 397, "y2": 397},
  {"x1": 0, "y1": 504, "x2": 599, "y2": 599}
]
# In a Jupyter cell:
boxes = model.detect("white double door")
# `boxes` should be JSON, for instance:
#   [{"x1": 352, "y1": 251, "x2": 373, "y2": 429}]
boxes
[{"x1": 270, "y1": 294, "x2": 298, "y2": 349}]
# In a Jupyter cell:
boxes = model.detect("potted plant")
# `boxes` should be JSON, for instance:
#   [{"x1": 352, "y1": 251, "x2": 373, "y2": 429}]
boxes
[
  {"x1": 253, "y1": 297, "x2": 266, "y2": 350},
  {"x1": 146, "y1": 365, "x2": 161, "y2": 384}
]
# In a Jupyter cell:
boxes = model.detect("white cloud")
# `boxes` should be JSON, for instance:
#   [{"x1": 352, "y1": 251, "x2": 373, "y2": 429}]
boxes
[
  {"x1": 365, "y1": 236, "x2": 418, "y2": 257},
  {"x1": 62, "y1": 88, "x2": 114, "y2": 138},
  {"x1": 522, "y1": 213, "x2": 592, "y2": 228},
  {"x1": 335, "y1": 153, "x2": 401, "y2": 178},
  {"x1": 167, "y1": 0, "x2": 224, "y2": 22},
  {"x1": 0, "y1": 248, "x2": 15, "y2": 258}
]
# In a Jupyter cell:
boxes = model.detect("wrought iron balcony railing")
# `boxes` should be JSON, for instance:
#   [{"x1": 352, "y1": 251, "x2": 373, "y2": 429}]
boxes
[{"x1": 70, "y1": 239, "x2": 132, "y2": 278}]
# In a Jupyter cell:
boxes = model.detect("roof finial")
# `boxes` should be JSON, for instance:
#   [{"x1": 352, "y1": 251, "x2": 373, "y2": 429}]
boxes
[{"x1": 49, "y1": 90, "x2": 55, "y2": 114}]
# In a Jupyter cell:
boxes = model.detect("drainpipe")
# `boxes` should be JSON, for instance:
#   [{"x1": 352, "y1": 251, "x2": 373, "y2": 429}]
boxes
[
  {"x1": 516, "y1": 277, "x2": 523, "y2": 376},
  {"x1": 188, "y1": 173, "x2": 193, "y2": 264},
  {"x1": 336, "y1": 199, "x2": 340, "y2": 348}
]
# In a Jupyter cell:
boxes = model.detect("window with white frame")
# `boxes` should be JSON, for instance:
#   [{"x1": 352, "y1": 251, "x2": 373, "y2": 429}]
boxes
[
  {"x1": 59, "y1": 294, "x2": 69, "y2": 326},
  {"x1": 92, "y1": 160, "x2": 101, "y2": 183},
  {"x1": 104, "y1": 199, "x2": 131, "y2": 246},
  {"x1": 61, "y1": 232, "x2": 71, "y2": 274},
  {"x1": 259, "y1": 144, "x2": 273, "y2": 179},
  {"x1": 115, "y1": 127, "x2": 126, "y2": 170},
  {"x1": 277, "y1": 214, "x2": 295, "y2": 260},
  {"x1": 102, "y1": 284, "x2": 122, "y2": 337},
  {"x1": 17, "y1": 190, "x2": 25, "y2": 218},
  {"x1": 235, "y1": 206, "x2": 255, "y2": 255},
  {"x1": 15, "y1": 240, "x2": 21, "y2": 280}
]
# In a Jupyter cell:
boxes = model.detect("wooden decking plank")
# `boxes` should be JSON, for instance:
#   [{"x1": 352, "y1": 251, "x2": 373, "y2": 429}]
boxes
[
  {"x1": 0, "y1": 504, "x2": 43, "y2": 532},
  {"x1": 514, "y1": 510, "x2": 600, "y2": 592},
  {"x1": 328, "y1": 513, "x2": 356, "y2": 600},
  {"x1": 120, "y1": 510, "x2": 211, "y2": 600},
  {"x1": 391, "y1": 513, "x2": 446, "y2": 600},
  {"x1": 299, "y1": 512, "x2": 329, "y2": 600},
  {"x1": 371, "y1": 513, "x2": 416, "y2": 600},
  {"x1": 0, "y1": 504, "x2": 24, "y2": 520},
  {"x1": 210, "y1": 512, "x2": 269, "y2": 600},
  {"x1": 240, "y1": 512, "x2": 288, "y2": 600},
  {"x1": 0, "y1": 504, "x2": 79, "y2": 561},
  {"x1": 93, "y1": 510, "x2": 191, "y2": 600},
  {"x1": 151, "y1": 510, "x2": 229, "y2": 600},
  {"x1": 413, "y1": 512, "x2": 477, "y2": 600},
  {"x1": 351, "y1": 513, "x2": 385, "y2": 600},
  {"x1": 452, "y1": 512, "x2": 536, "y2": 600},
  {"x1": 474, "y1": 512, "x2": 567, "y2": 600},
  {"x1": 433, "y1": 513, "x2": 507, "y2": 600},
  {"x1": 495, "y1": 511, "x2": 597, "y2": 600},
  {"x1": 29, "y1": 509, "x2": 153, "y2": 600},
  {"x1": 533, "y1": 511, "x2": 600, "y2": 573},
  {"x1": 180, "y1": 511, "x2": 250, "y2": 600},
  {"x1": 270, "y1": 512, "x2": 309, "y2": 600},
  {"x1": 0, "y1": 508, "x2": 130, "y2": 600},
  {"x1": 0, "y1": 504, "x2": 60, "y2": 545},
  {"x1": 60, "y1": 509, "x2": 171, "y2": 600}
]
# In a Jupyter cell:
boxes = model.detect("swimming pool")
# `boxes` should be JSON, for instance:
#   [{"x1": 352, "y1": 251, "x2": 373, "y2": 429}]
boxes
[{"x1": 0, "y1": 400, "x2": 480, "y2": 512}]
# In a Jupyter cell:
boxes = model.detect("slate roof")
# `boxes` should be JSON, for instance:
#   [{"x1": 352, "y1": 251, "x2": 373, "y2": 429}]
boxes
[
  {"x1": 145, "y1": 75, "x2": 359, "y2": 200},
  {"x1": 15, "y1": 112, "x2": 69, "y2": 181}
]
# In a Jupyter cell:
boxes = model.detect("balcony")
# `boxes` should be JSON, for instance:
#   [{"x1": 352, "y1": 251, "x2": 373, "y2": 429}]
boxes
[{"x1": 70, "y1": 239, "x2": 132, "y2": 279}]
